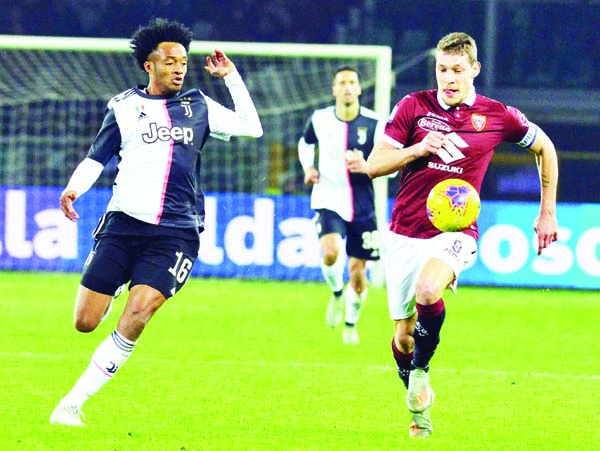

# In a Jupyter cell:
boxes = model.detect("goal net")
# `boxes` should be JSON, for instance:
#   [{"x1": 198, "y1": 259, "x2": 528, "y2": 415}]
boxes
[{"x1": 0, "y1": 35, "x2": 392, "y2": 279}]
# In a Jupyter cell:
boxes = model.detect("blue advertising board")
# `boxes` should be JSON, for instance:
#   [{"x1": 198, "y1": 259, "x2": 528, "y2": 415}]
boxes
[{"x1": 0, "y1": 187, "x2": 597, "y2": 289}]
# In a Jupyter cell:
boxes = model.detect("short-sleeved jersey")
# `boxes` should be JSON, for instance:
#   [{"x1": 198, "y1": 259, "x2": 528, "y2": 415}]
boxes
[
  {"x1": 88, "y1": 87, "x2": 224, "y2": 230},
  {"x1": 302, "y1": 106, "x2": 384, "y2": 222},
  {"x1": 383, "y1": 89, "x2": 537, "y2": 239}
]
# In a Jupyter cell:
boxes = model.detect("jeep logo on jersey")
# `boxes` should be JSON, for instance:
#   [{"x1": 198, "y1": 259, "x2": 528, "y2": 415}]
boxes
[
  {"x1": 417, "y1": 117, "x2": 452, "y2": 133},
  {"x1": 142, "y1": 122, "x2": 194, "y2": 145}
]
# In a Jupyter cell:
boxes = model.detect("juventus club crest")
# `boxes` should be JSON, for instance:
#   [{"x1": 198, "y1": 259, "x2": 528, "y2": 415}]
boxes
[
  {"x1": 357, "y1": 126, "x2": 368, "y2": 145},
  {"x1": 181, "y1": 100, "x2": 193, "y2": 118}
]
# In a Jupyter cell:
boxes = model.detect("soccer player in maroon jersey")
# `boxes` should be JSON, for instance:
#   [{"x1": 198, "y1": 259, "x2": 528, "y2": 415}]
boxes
[
  {"x1": 50, "y1": 18, "x2": 262, "y2": 426},
  {"x1": 366, "y1": 32, "x2": 558, "y2": 437}
]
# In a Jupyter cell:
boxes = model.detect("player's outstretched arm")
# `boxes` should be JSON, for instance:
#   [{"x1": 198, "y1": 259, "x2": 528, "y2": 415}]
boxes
[
  {"x1": 528, "y1": 126, "x2": 559, "y2": 255},
  {"x1": 203, "y1": 49, "x2": 263, "y2": 139}
]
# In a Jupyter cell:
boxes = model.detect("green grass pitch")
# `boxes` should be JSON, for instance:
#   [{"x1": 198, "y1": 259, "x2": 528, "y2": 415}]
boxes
[{"x1": 1, "y1": 271, "x2": 598, "y2": 450}]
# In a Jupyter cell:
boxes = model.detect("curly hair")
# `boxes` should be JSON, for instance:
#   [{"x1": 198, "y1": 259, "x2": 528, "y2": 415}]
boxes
[{"x1": 130, "y1": 18, "x2": 193, "y2": 70}]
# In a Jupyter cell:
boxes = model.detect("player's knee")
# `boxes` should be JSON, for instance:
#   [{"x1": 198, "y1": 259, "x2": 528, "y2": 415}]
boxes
[
  {"x1": 415, "y1": 279, "x2": 441, "y2": 305},
  {"x1": 348, "y1": 265, "x2": 367, "y2": 290},
  {"x1": 74, "y1": 314, "x2": 100, "y2": 333},
  {"x1": 349, "y1": 278, "x2": 366, "y2": 294},
  {"x1": 395, "y1": 333, "x2": 414, "y2": 354},
  {"x1": 322, "y1": 251, "x2": 338, "y2": 266},
  {"x1": 350, "y1": 266, "x2": 367, "y2": 286}
]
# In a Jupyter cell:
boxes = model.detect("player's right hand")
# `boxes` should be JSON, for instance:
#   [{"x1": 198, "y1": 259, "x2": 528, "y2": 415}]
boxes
[
  {"x1": 60, "y1": 190, "x2": 79, "y2": 222},
  {"x1": 420, "y1": 131, "x2": 447, "y2": 156},
  {"x1": 303, "y1": 167, "x2": 319, "y2": 186}
]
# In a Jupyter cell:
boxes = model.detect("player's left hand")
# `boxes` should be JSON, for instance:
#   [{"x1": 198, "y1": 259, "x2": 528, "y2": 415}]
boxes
[
  {"x1": 533, "y1": 210, "x2": 558, "y2": 255},
  {"x1": 205, "y1": 50, "x2": 236, "y2": 78}
]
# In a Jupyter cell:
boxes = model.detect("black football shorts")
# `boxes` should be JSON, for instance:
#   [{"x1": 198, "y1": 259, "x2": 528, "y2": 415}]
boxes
[
  {"x1": 81, "y1": 233, "x2": 199, "y2": 299},
  {"x1": 313, "y1": 209, "x2": 380, "y2": 261}
]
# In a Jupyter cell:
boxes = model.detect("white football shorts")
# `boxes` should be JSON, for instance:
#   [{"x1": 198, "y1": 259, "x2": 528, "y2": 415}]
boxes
[{"x1": 382, "y1": 231, "x2": 477, "y2": 320}]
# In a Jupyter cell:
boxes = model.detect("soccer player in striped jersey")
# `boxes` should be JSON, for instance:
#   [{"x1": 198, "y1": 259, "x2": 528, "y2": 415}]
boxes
[
  {"x1": 298, "y1": 66, "x2": 386, "y2": 345},
  {"x1": 366, "y1": 32, "x2": 559, "y2": 437},
  {"x1": 50, "y1": 18, "x2": 262, "y2": 426}
]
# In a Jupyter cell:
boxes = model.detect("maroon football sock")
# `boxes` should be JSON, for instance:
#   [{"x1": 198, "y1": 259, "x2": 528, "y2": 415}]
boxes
[{"x1": 391, "y1": 338, "x2": 413, "y2": 389}]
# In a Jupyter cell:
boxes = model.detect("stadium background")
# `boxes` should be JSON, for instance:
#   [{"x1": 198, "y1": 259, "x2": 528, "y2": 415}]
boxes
[{"x1": 1, "y1": 0, "x2": 599, "y2": 289}]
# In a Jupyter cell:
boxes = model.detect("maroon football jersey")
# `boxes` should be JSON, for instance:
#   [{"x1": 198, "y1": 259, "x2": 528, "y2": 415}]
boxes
[{"x1": 384, "y1": 89, "x2": 537, "y2": 239}]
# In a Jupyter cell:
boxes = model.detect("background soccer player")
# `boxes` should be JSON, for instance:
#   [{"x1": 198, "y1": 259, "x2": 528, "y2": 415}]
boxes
[
  {"x1": 298, "y1": 66, "x2": 386, "y2": 345},
  {"x1": 366, "y1": 32, "x2": 558, "y2": 437},
  {"x1": 50, "y1": 18, "x2": 263, "y2": 426}
]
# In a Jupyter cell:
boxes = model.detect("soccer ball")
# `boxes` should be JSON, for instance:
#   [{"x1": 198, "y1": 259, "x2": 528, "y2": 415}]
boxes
[{"x1": 426, "y1": 178, "x2": 480, "y2": 232}]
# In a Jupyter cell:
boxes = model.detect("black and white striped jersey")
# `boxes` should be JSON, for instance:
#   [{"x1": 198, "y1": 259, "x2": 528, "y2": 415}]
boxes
[{"x1": 84, "y1": 72, "x2": 262, "y2": 230}]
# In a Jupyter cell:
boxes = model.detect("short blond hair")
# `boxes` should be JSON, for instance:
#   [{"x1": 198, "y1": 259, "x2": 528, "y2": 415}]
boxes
[{"x1": 436, "y1": 32, "x2": 478, "y2": 64}]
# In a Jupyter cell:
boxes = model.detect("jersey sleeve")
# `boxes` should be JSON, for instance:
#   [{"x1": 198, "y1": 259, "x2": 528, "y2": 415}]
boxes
[
  {"x1": 504, "y1": 105, "x2": 538, "y2": 147},
  {"x1": 205, "y1": 71, "x2": 263, "y2": 141},
  {"x1": 63, "y1": 157, "x2": 105, "y2": 197},
  {"x1": 301, "y1": 115, "x2": 318, "y2": 145},
  {"x1": 374, "y1": 116, "x2": 386, "y2": 142},
  {"x1": 375, "y1": 116, "x2": 399, "y2": 178},
  {"x1": 87, "y1": 106, "x2": 122, "y2": 165},
  {"x1": 297, "y1": 114, "x2": 317, "y2": 170},
  {"x1": 383, "y1": 94, "x2": 416, "y2": 148}
]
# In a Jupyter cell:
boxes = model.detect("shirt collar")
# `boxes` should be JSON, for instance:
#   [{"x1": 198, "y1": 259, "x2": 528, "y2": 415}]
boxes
[{"x1": 437, "y1": 87, "x2": 476, "y2": 110}]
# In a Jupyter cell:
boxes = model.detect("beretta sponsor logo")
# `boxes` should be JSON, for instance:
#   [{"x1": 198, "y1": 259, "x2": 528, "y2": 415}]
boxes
[{"x1": 417, "y1": 117, "x2": 452, "y2": 133}]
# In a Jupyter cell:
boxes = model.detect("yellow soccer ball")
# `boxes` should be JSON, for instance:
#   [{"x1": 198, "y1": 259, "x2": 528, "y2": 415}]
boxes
[{"x1": 426, "y1": 178, "x2": 481, "y2": 232}]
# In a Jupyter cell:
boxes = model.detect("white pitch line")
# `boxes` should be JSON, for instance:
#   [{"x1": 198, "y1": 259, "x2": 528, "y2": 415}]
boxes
[{"x1": 2, "y1": 351, "x2": 599, "y2": 381}]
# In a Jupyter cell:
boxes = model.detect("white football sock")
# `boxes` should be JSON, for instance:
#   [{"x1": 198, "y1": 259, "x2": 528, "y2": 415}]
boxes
[
  {"x1": 320, "y1": 258, "x2": 344, "y2": 293},
  {"x1": 345, "y1": 286, "x2": 368, "y2": 325},
  {"x1": 60, "y1": 330, "x2": 136, "y2": 408}
]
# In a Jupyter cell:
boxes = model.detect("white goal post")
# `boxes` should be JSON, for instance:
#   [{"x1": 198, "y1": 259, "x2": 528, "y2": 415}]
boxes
[{"x1": 0, "y1": 35, "x2": 392, "y2": 283}]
